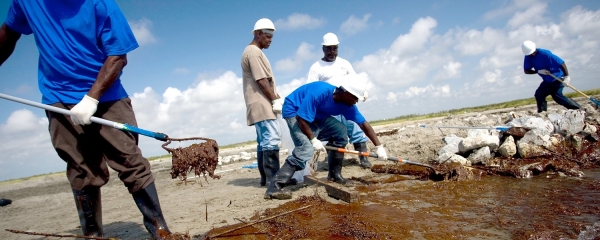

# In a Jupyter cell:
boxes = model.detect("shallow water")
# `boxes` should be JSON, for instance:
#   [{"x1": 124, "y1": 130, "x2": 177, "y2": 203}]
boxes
[{"x1": 206, "y1": 168, "x2": 600, "y2": 239}]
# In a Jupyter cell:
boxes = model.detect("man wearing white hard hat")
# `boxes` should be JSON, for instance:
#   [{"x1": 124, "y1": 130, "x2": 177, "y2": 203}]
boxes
[
  {"x1": 306, "y1": 33, "x2": 373, "y2": 169},
  {"x1": 522, "y1": 40, "x2": 581, "y2": 113},
  {"x1": 241, "y1": 18, "x2": 284, "y2": 187},
  {"x1": 264, "y1": 74, "x2": 388, "y2": 200}
]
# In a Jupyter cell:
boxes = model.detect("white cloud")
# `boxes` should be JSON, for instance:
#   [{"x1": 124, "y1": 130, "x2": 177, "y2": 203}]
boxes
[
  {"x1": 274, "y1": 13, "x2": 325, "y2": 30},
  {"x1": 340, "y1": 14, "x2": 372, "y2": 35},
  {"x1": 129, "y1": 18, "x2": 157, "y2": 46},
  {"x1": 275, "y1": 42, "x2": 319, "y2": 72}
]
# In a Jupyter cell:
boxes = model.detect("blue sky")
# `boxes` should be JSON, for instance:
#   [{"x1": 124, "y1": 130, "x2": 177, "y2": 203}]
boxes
[{"x1": 1, "y1": 0, "x2": 600, "y2": 181}]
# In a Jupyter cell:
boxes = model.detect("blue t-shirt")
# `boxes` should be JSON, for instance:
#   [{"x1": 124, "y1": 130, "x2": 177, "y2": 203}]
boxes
[
  {"x1": 523, "y1": 48, "x2": 565, "y2": 82},
  {"x1": 5, "y1": 0, "x2": 139, "y2": 104},
  {"x1": 282, "y1": 81, "x2": 366, "y2": 125}
]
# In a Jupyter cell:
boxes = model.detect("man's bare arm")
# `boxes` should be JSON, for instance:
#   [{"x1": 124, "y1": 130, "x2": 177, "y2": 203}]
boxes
[
  {"x1": 87, "y1": 55, "x2": 128, "y2": 99},
  {"x1": 0, "y1": 23, "x2": 21, "y2": 66}
]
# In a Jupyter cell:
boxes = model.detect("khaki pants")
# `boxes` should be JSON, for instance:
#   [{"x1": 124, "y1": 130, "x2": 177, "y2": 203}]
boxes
[{"x1": 46, "y1": 98, "x2": 154, "y2": 193}]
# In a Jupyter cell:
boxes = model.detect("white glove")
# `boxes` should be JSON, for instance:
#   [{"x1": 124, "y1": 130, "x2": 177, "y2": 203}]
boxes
[
  {"x1": 271, "y1": 98, "x2": 283, "y2": 114},
  {"x1": 70, "y1": 95, "x2": 98, "y2": 125},
  {"x1": 562, "y1": 76, "x2": 570, "y2": 84},
  {"x1": 375, "y1": 145, "x2": 388, "y2": 161},
  {"x1": 537, "y1": 69, "x2": 550, "y2": 75},
  {"x1": 310, "y1": 138, "x2": 325, "y2": 152}
]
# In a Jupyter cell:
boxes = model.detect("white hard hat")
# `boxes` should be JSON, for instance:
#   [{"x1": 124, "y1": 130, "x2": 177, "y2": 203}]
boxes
[
  {"x1": 253, "y1": 18, "x2": 275, "y2": 34},
  {"x1": 322, "y1": 32, "x2": 339, "y2": 46},
  {"x1": 338, "y1": 74, "x2": 368, "y2": 102},
  {"x1": 522, "y1": 40, "x2": 536, "y2": 55}
]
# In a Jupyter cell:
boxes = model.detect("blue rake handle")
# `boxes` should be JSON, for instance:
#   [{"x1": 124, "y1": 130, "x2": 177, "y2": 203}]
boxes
[
  {"x1": 0, "y1": 93, "x2": 168, "y2": 141},
  {"x1": 548, "y1": 73, "x2": 600, "y2": 107}
]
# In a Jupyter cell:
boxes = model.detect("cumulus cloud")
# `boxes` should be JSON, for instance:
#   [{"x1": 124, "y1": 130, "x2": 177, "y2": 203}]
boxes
[
  {"x1": 340, "y1": 14, "x2": 372, "y2": 35},
  {"x1": 129, "y1": 18, "x2": 157, "y2": 46},
  {"x1": 274, "y1": 13, "x2": 325, "y2": 30},
  {"x1": 275, "y1": 42, "x2": 319, "y2": 72}
]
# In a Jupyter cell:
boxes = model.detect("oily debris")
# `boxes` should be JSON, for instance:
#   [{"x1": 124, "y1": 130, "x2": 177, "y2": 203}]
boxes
[{"x1": 162, "y1": 137, "x2": 221, "y2": 184}]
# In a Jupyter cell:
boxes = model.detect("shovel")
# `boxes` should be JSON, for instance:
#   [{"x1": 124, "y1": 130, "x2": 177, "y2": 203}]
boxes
[
  {"x1": 548, "y1": 73, "x2": 600, "y2": 107},
  {"x1": 0, "y1": 93, "x2": 168, "y2": 141},
  {"x1": 323, "y1": 145, "x2": 435, "y2": 170}
]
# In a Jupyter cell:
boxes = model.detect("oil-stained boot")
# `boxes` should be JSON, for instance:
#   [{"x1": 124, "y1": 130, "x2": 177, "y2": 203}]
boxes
[
  {"x1": 536, "y1": 101, "x2": 547, "y2": 113},
  {"x1": 264, "y1": 162, "x2": 298, "y2": 200},
  {"x1": 132, "y1": 182, "x2": 171, "y2": 239},
  {"x1": 263, "y1": 150, "x2": 281, "y2": 187},
  {"x1": 327, "y1": 149, "x2": 352, "y2": 186},
  {"x1": 353, "y1": 142, "x2": 372, "y2": 169},
  {"x1": 257, "y1": 151, "x2": 266, "y2": 186},
  {"x1": 72, "y1": 187, "x2": 103, "y2": 238}
]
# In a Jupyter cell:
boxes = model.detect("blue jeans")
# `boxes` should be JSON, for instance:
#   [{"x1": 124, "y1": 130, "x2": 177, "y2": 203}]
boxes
[
  {"x1": 255, "y1": 119, "x2": 281, "y2": 151},
  {"x1": 534, "y1": 80, "x2": 581, "y2": 112},
  {"x1": 332, "y1": 115, "x2": 368, "y2": 144},
  {"x1": 284, "y1": 116, "x2": 347, "y2": 170}
]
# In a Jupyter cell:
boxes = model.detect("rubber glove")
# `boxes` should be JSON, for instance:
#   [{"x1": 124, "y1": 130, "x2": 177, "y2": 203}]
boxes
[
  {"x1": 272, "y1": 98, "x2": 283, "y2": 114},
  {"x1": 562, "y1": 76, "x2": 570, "y2": 84},
  {"x1": 310, "y1": 138, "x2": 325, "y2": 152},
  {"x1": 374, "y1": 145, "x2": 388, "y2": 161},
  {"x1": 70, "y1": 95, "x2": 98, "y2": 125},
  {"x1": 537, "y1": 69, "x2": 550, "y2": 75}
]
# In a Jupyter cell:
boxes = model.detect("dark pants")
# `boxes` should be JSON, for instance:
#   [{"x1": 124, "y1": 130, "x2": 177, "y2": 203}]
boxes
[
  {"x1": 46, "y1": 98, "x2": 154, "y2": 193},
  {"x1": 534, "y1": 80, "x2": 581, "y2": 112}
]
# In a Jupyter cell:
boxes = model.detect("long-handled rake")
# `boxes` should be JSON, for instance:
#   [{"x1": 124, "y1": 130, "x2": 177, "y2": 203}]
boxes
[
  {"x1": 0, "y1": 93, "x2": 219, "y2": 182},
  {"x1": 548, "y1": 73, "x2": 600, "y2": 107},
  {"x1": 323, "y1": 145, "x2": 435, "y2": 170}
]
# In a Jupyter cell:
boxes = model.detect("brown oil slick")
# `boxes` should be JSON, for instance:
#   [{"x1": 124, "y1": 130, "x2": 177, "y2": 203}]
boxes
[
  {"x1": 162, "y1": 137, "x2": 221, "y2": 184},
  {"x1": 200, "y1": 125, "x2": 600, "y2": 239}
]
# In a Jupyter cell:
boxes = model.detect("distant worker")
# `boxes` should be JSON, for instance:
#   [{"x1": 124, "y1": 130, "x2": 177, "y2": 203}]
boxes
[
  {"x1": 265, "y1": 74, "x2": 389, "y2": 200},
  {"x1": 241, "y1": 18, "x2": 284, "y2": 187},
  {"x1": 522, "y1": 40, "x2": 581, "y2": 113},
  {"x1": 0, "y1": 0, "x2": 170, "y2": 238},
  {"x1": 306, "y1": 32, "x2": 372, "y2": 169}
]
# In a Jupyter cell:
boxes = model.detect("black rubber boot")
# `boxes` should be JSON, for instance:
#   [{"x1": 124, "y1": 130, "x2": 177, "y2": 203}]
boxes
[
  {"x1": 72, "y1": 187, "x2": 103, "y2": 238},
  {"x1": 353, "y1": 142, "x2": 372, "y2": 169},
  {"x1": 132, "y1": 182, "x2": 171, "y2": 239},
  {"x1": 327, "y1": 149, "x2": 352, "y2": 186},
  {"x1": 537, "y1": 100, "x2": 547, "y2": 113},
  {"x1": 263, "y1": 150, "x2": 281, "y2": 187},
  {"x1": 257, "y1": 151, "x2": 266, "y2": 186},
  {"x1": 264, "y1": 162, "x2": 297, "y2": 200}
]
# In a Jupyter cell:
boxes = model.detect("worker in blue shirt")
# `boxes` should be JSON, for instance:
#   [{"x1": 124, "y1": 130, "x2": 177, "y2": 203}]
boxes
[
  {"x1": 0, "y1": 0, "x2": 170, "y2": 238},
  {"x1": 522, "y1": 40, "x2": 581, "y2": 113},
  {"x1": 265, "y1": 74, "x2": 388, "y2": 200}
]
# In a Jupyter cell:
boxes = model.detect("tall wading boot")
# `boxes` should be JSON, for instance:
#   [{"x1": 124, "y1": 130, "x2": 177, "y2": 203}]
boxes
[
  {"x1": 537, "y1": 101, "x2": 547, "y2": 113},
  {"x1": 264, "y1": 162, "x2": 298, "y2": 200},
  {"x1": 257, "y1": 151, "x2": 266, "y2": 186},
  {"x1": 132, "y1": 182, "x2": 171, "y2": 239},
  {"x1": 72, "y1": 187, "x2": 103, "y2": 238},
  {"x1": 353, "y1": 142, "x2": 372, "y2": 169},
  {"x1": 327, "y1": 149, "x2": 352, "y2": 186},
  {"x1": 262, "y1": 150, "x2": 281, "y2": 187}
]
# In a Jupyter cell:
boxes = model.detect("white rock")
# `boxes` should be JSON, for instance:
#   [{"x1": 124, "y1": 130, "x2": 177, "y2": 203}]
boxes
[
  {"x1": 499, "y1": 136, "x2": 517, "y2": 158},
  {"x1": 468, "y1": 146, "x2": 491, "y2": 165},
  {"x1": 507, "y1": 116, "x2": 554, "y2": 136},
  {"x1": 443, "y1": 154, "x2": 471, "y2": 166},
  {"x1": 239, "y1": 152, "x2": 251, "y2": 161},
  {"x1": 557, "y1": 109, "x2": 585, "y2": 135},
  {"x1": 459, "y1": 134, "x2": 499, "y2": 153}
]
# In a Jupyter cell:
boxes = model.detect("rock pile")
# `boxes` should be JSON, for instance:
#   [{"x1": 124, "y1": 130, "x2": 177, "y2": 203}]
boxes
[{"x1": 435, "y1": 109, "x2": 600, "y2": 178}]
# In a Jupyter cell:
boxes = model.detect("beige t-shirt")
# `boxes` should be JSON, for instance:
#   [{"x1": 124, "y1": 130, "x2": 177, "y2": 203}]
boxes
[{"x1": 241, "y1": 45, "x2": 278, "y2": 126}]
